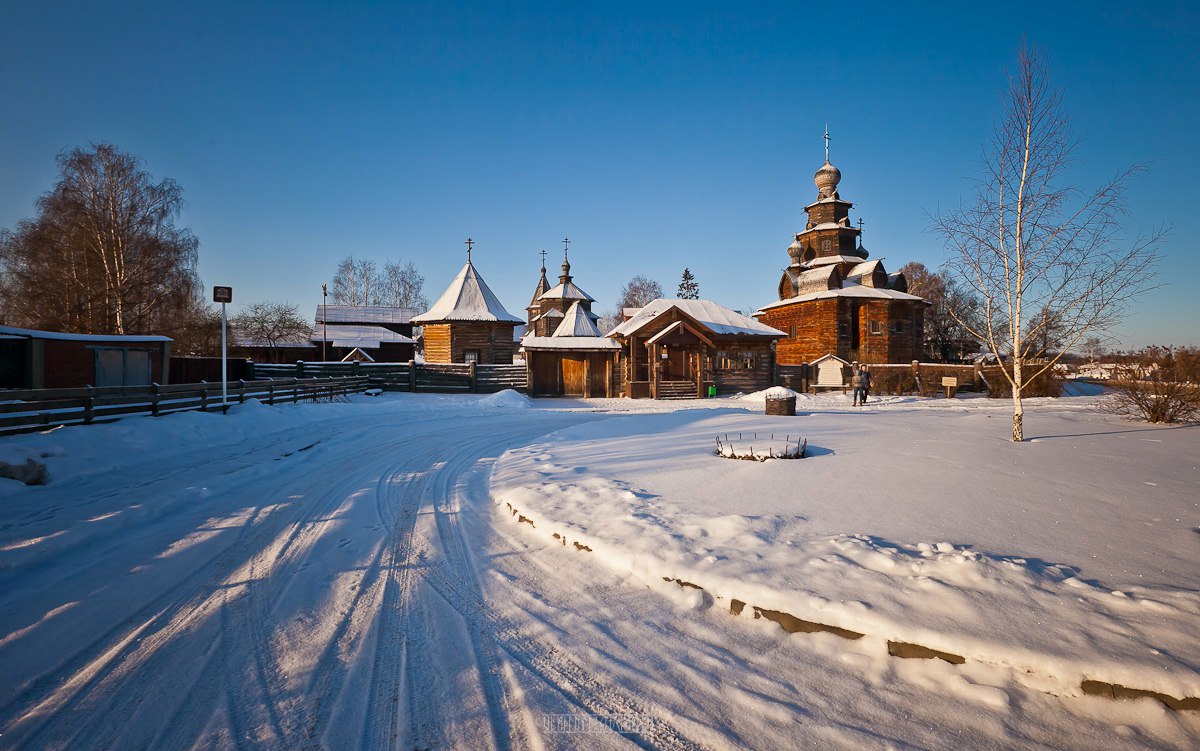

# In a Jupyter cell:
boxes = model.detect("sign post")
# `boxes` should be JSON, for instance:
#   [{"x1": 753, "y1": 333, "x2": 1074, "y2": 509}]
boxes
[
  {"x1": 941, "y1": 375, "x2": 958, "y2": 399},
  {"x1": 213, "y1": 286, "x2": 233, "y2": 411}
]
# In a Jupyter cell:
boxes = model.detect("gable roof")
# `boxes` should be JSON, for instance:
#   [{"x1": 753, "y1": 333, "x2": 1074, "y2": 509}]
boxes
[
  {"x1": 609, "y1": 299, "x2": 784, "y2": 339},
  {"x1": 411, "y1": 261, "x2": 523, "y2": 324}
]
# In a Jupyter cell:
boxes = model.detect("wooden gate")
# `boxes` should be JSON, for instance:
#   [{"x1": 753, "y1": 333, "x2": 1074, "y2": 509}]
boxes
[{"x1": 561, "y1": 356, "x2": 586, "y2": 396}]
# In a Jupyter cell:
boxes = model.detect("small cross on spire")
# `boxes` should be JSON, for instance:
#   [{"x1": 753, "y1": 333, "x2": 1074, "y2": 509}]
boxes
[
  {"x1": 561, "y1": 236, "x2": 571, "y2": 260},
  {"x1": 856, "y1": 218, "x2": 864, "y2": 247},
  {"x1": 539, "y1": 248, "x2": 547, "y2": 269},
  {"x1": 464, "y1": 237, "x2": 474, "y2": 262},
  {"x1": 824, "y1": 125, "x2": 830, "y2": 162}
]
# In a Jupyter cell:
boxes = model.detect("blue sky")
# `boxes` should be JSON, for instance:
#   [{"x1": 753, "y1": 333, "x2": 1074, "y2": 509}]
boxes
[{"x1": 2, "y1": 1, "x2": 1196, "y2": 347}]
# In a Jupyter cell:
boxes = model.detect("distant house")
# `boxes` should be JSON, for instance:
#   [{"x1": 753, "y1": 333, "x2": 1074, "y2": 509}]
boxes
[
  {"x1": 311, "y1": 305, "x2": 418, "y2": 362},
  {"x1": 412, "y1": 256, "x2": 523, "y2": 364},
  {"x1": 0, "y1": 325, "x2": 172, "y2": 389},
  {"x1": 234, "y1": 305, "x2": 418, "y2": 364},
  {"x1": 608, "y1": 299, "x2": 785, "y2": 399},
  {"x1": 522, "y1": 301, "x2": 621, "y2": 397}
]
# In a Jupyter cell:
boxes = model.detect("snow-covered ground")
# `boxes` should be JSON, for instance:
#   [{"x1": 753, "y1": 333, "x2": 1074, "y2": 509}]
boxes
[{"x1": 0, "y1": 389, "x2": 1197, "y2": 749}]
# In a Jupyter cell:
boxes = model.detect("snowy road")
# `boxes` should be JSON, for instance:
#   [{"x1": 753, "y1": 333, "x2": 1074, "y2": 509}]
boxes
[
  {"x1": 1, "y1": 396, "x2": 1196, "y2": 750},
  {"x1": 0, "y1": 405, "x2": 714, "y2": 750}
]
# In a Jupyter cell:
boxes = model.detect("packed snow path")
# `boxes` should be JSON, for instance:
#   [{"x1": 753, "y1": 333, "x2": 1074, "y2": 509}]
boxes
[{"x1": 1, "y1": 395, "x2": 1196, "y2": 750}]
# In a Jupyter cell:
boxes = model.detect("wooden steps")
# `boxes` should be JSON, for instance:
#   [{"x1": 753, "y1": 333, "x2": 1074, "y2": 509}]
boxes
[{"x1": 656, "y1": 381, "x2": 697, "y2": 400}]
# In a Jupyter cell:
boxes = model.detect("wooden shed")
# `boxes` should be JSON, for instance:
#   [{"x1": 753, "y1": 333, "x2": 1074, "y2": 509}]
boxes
[
  {"x1": 608, "y1": 299, "x2": 784, "y2": 399},
  {"x1": 521, "y1": 301, "x2": 620, "y2": 397},
  {"x1": 412, "y1": 258, "x2": 524, "y2": 365},
  {"x1": 0, "y1": 325, "x2": 172, "y2": 389}
]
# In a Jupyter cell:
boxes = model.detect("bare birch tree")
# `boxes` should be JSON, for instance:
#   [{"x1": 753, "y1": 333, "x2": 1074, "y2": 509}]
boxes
[
  {"x1": 934, "y1": 45, "x2": 1164, "y2": 441},
  {"x1": 330, "y1": 256, "x2": 381, "y2": 306},
  {"x1": 0, "y1": 143, "x2": 201, "y2": 335},
  {"x1": 382, "y1": 259, "x2": 429, "y2": 309}
]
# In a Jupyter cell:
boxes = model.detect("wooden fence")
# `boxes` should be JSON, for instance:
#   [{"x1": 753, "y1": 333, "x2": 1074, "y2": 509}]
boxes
[
  {"x1": 775, "y1": 361, "x2": 982, "y2": 395},
  {"x1": 0, "y1": 376, "x2": 370, "y2": 436},
  {"x1": 250, "y1": 361, "x2": 527, "y2": 394}
]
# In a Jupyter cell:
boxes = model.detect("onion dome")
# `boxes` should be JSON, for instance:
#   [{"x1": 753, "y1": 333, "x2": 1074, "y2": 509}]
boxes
[
  {"x1": 814, "y1": 160, "x2": 842, "y2": 199},
  {"x1": 787, "y1": 238, "x2": 806, "y2": 265}
]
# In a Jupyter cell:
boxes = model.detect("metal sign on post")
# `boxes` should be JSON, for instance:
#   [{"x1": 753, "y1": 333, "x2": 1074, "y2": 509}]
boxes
[{"x1": 214, "y1": 287, "x2": 232, "y2": 411}]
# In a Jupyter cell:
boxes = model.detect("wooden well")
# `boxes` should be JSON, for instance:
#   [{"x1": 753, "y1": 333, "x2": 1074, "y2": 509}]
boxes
[{"x1": 765, "y1": 396, "x2": 797, "y2": 416}]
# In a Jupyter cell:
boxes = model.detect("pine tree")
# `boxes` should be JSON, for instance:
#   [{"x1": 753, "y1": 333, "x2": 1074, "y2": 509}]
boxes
[{"x1": 676, "y1": 268, "x2": 699, "y2": 299}]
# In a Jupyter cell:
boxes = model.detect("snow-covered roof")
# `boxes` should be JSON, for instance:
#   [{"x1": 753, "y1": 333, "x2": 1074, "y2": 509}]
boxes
[
  {"x1": 845, "y1": 259, "x2": 884, "y2": 278},
  {"x1": 0, "y1": 325, "x2": 172, "y2": 343},
  {"x1": 785, "y1": 265, "x2": 841, "y2": 294},
  {"x1": 315, "y1": 305, "x2": 418, "y2": 324},
  {"x1": 520, "y1": 336, "x2": 621, "y2": 351},
  {"x1": 804, "y1": 196, "x2": 854, "y2": 208},
  {"x1": 340, "y1": 347, "x2": 375, "y2": 362},
  {"x1": 314, "y1": 324, "x2": 415, "y2": 348},
  {"x1": 553, "y1": 302, "x2": 604, "y2": 337},
  {"x1": 757, "y1": 281, "x2": 925, "y2": 312},
  {"x1": 539, "y1": 281, "x2": 595, "y2": 303},
  {"x1": 533, "y1": 308, "x2": 565, "y2": 321},
  {"x1": 807, "y1": 255, "x2": 866, "y2": 266},
  {"x1": 798, "y1": 222, "x2": 853, "y2": 234},
  {"x1": 609, "y1": 299, "x2": 785, "y2": 338},
  {"x1": 411, "y1": 261, "x2": 523, "y2": 324}
]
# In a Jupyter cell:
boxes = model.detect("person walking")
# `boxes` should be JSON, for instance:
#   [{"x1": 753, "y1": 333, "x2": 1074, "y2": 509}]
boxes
[
  {"x1": 851, "y1": 364, "x2": 865, "y2": 407},
  {"x1": 860, "y1": 364, "x2": 872, "y2": 404}
]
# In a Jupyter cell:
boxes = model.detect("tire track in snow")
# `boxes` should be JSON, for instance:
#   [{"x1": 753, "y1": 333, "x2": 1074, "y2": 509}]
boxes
[
  {"x1": 1, "y1": 409, "x2": 705, "y2": 751},
  {"x1": 422, "y1": 449, "x2": 706, "y2": 751}
]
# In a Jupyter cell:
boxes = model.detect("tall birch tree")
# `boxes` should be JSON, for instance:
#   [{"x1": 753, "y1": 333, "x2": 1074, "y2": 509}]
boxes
[{"x1": 934, "y1": 45, "x2": 1164, "y2": 441}]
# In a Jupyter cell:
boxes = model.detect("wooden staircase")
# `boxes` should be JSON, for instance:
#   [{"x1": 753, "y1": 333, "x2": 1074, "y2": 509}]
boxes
[{"x1": 656, "y1": 381, "x2": 698, "y2": 400}]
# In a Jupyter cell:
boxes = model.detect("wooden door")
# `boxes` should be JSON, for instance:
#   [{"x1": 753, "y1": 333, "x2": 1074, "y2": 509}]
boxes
[
  {"x1": 587, "y1": 353, "x2": 609, "y2": 397},
  {"x1": 531, "y1": 353, "x2": 560, "y2": 396},
  {"x1": 665, "y1": 348, "x2": 690, "y2": 380},
  {"x1": 561, "y1": 356, "x2": 586, "y2": 396}
]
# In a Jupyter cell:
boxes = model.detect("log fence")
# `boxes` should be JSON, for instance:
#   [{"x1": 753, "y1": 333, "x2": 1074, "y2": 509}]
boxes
[
  {"x1": 249, "y1": 361, "x2": 527, "y2": 394},
  {"x1": 0, "y1": 376, "x2": 370, "y2": 436}
]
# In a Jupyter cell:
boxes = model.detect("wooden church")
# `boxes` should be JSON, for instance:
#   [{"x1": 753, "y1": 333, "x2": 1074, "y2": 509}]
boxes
[
  {"x1": 411, "y1": 240, "x2": 524, "y2": 364},
  {"x1": 755, "y1": 141, "x2": 926, "y2": 365},
  {"x1": 521, "y1": 243, "x2": 620, "y2": 397},
  {"x1": 525, "y1": 241, "x2": 601, "y2": 336}
]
